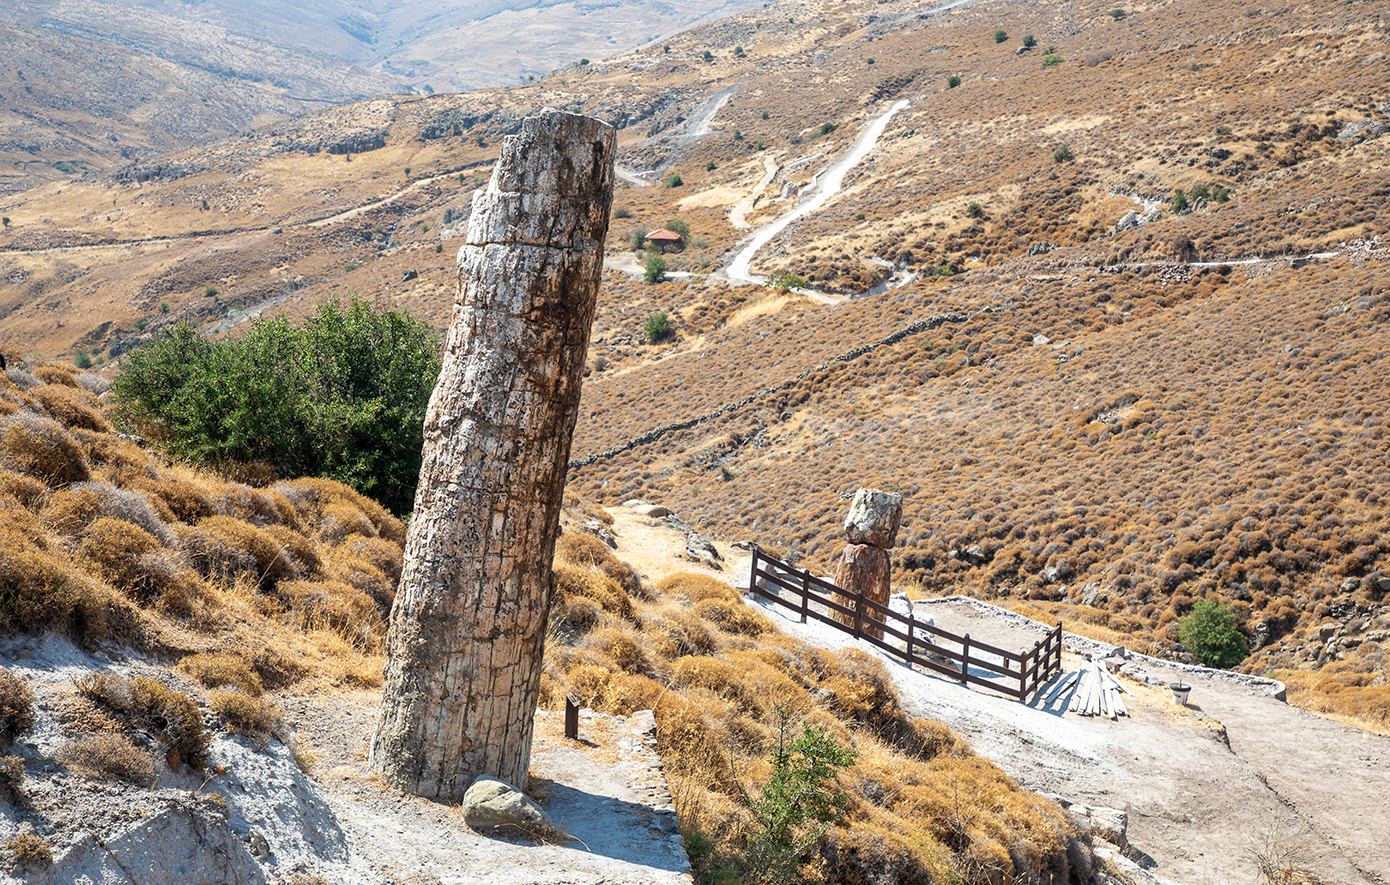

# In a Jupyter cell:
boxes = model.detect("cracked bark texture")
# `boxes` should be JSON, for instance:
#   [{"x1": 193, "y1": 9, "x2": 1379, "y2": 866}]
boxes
[{"x1": 370, "y1": 109, "x2": 614, "y2": 800}]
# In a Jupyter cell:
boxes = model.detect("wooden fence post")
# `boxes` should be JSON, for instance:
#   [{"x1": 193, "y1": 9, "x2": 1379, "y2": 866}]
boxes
[
  {"x1": 960, "y1": 634, "x2": 971, "y2": 684},
  {"x1": 799, "y1": 571, "x2": 809, "y2": 623},
  {"x1": 748, "y1": 549, "x2": 759, "y2": 596},
  {"x1": 1019, "y1": 647, "x2": 1029, "y2": 699},
  {"x1": 1054, "y1": 621, "x2": 1064, "y2": 675},
  {"x1": 853, "y1": 590, "x2": 863, "y2": 639},
  {"x1": 564, "y1": 694, "x2": 580, "y2": 740},
  {"x1": 907, "y1": 616, "x2": 915, "y2": 664}
]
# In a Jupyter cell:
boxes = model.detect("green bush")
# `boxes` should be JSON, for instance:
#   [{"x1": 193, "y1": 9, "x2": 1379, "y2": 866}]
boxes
[
  {"x1": 819, "y1": 122, "x2": 839, "y2": 136},
  {"x1": 967, "y1": 202, "x2": 984, "y2": 218},
  {"x1": 1043, "y1": 53, "x2": 1065, "y2": 67},
  {"x1": 1109, "y1": 8, "x2": 1126, "y2": 19},
  {"x1": 644, "y1": 255, "x2": 668, "y2": 285},
  {"x1": 702, "y1": 50, "x2": 714, "y2": 61},
  {"x1": 74, "y1": 352, "x2": 93, "y2": 369},
  {"x1": 993, "y1": 29, "x2": 1008, "y2": 43},
  {"x1": 111, "y1": 297, "x2": 440, "y2": 515},
  {"x1": 738, "y1": 709, "x2": 858, "y2": 885},
  {"x1": 947, "y1": 75, "x2": 962, "y2": 88},
  {"x1": 1171, "y1": 189, "x2": 1189, "y2": 214},
  {"x1": 1053, "y1": 144, "x2": 1074, "y2": 163},
  {"x1": 664, "y1": 172, "x2": 683, "y2": 188},
  {"x1": 644, "y1": 310, "x2": 673, "y2": 341},
  {"x1": 1178, "y1": 599, "x2": 1248, "y2": 668},
  {"x1": 1022, "y1": 34, "x2": 1037, "y2": 47}
]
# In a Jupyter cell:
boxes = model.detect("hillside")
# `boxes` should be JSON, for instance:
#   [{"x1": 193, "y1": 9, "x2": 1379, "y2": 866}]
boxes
[
  {"x1": 0, "y1": 0, "x2": 1388, "y2": 736},
  {"x1": 0, "y1": 0, "x2": 765, "y2": 195}
]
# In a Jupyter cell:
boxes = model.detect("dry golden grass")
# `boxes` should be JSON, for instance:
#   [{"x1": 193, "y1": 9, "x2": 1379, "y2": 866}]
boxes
[
  {"x1": 6, "y1": 831, "x2": 53, "y2": 867},
  {"x1": 209, "y1": 690, "x2": 283, "y2": 743},
  {"x1": 177, "y1": 652, "x2": 264, "y2": 696},
  {"x1": 546, "y1": 533, "x2": 1086, "y2": 884}
]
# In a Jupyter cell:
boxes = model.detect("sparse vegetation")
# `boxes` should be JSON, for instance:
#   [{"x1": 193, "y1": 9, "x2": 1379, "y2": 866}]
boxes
[
  {"x1": 58, "y1": 733, "x2": 156, "y2": 785},
  {"x1": 1043, "y1": 53, "x2": 1065, "y2": 67},
  {"x1": 204, "y1": 285, "x2": 218, "y2": 297},
  {"x1": 643, "y1": 255, "x2": 668, "y2": 285},
  {"x1": 643, "y1": 309, "x2": 673, "y2": 340},
  {"x1": 614, "y1": 206, "x2": 633, "y2": 218},
  {"x1": 0, "y1": 670, "x2": 36, "y2": 744},
  {"x1": 6, "y1": 832, "x2": 52, "y2": 867},
  {"x1": 947, "y1": 74, "x2": 962, "y2": 88},
  {"x1": 1053, "y1": 144, "x2": 1074, "y2": 162}
]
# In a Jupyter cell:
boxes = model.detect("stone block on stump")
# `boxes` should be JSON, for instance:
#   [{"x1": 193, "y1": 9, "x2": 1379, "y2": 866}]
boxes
[{"x1": 843, "y1": 488, "x2": 904, "y2": 548}]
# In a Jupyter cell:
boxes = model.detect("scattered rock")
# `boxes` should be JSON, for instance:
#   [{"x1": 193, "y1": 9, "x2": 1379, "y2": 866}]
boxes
[
  {"x1": 842, "y1": 488, "x2": 903, "y2": 548},
  {"x1": 1337, "y1": 119, "x2": 1388, "y2": 142},
  {"x1": 684, "y1": 533, "x2": 724, "y2": 570},
  {"x1": 1033, "y1": 334, "x2": 1051, "y2": 346},
  {"x1": 625, "y1": 500, "x2": 671, "y2": 518},
  {"x1": 401, "y1": 269, "x2": 419, "y2": 282},
  {"x1": 461, "y1": 776, "x2": 556, "y2": 837}
]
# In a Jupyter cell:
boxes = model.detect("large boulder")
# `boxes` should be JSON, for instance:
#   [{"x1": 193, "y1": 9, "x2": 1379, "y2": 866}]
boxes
[
  {"x1": 831, "y1": 543, "x2": 892, "y2": 641},
  {"x1": 461, "y1": 775, "x2": 556, "y2": 836},
  {"x1": 842, "y1": 488, "x2": 903, "y2": 549}
]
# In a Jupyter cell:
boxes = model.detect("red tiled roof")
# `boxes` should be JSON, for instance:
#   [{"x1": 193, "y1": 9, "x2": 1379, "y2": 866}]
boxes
[{"x1": 645, "y1": 228, "x2": 683, "y2": 241}]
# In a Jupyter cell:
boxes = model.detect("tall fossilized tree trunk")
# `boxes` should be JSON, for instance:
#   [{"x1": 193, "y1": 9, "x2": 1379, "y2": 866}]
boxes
[{"x1": 370, "y1": 109, "x2": 615, "y2": 800}]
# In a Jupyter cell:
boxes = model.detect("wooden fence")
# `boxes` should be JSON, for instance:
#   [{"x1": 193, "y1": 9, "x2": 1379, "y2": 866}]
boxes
[{"x1": 749, "y1": 548, "x2": 1063, "y2": 701}]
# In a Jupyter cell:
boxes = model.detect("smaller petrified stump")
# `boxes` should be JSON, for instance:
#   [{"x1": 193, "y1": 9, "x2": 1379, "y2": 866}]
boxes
[{"x1": 831, "y1": 489, "x2": 903, "y2": 640}]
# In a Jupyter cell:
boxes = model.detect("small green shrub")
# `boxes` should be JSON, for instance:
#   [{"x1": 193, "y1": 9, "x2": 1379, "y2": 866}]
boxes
[
  {"x1": 644, "y1": 256, "x2": 668, "y2": 285},
  {"x1": 947, "y1": 75, "x2": 962, "y2": 88},
  {"x1": 644, "y1": 310, "x2": 673, "y2": 340},
  {"x1": 819, "y1": 121, "x2": 839, "y2": 136},
  {"x1": 1043, "y1": 53, "x2": 1065, "y2": 67},
  {"x1": 1215, "y1": 125, "x2": 1233, "y2": 136},
  {"x1": 1171, "y1": 190, "x2": 1189, "y2": 214},
  {"x1": 702, "y1": 50, "x2": 714, "y2": 61},
  {"x1": 993, "y1": 29, "x2": 1008, "y2": 43},
  {"x1": 761, "y1": 110, "x2": 770, "y2": 119},
  {"x1": 204, "y1": 286, "x2": 218, "y2": 297},
  {"x1": 706, "y1": 161, "x2": 718, "y2": 171},
  {"x1": 579, "y1": 58, "x2": 590, "y2": 65},
  {"x1": 1109, "y1": 8, "x2": 1126, "y2": 19},
  {"x1": 664, "y1": 172, "x2": 683, "y2": 188},
  {"x1": 74, "y1": 352, "x2": 92, "y2": 369},
  {"x1": 737, "y1": 708, "x2": 858, "y2": 885},
  {"x1": 734, "y1": 46, "x2": 745, "y2": 57},
  {"x1": 613, "y1": 206, "x2": 633, "y2": 218},
  {"x1": 1022, "y1": 34, "x2": 1036, "y2": 47},
  {"x1": 1179, "y1": 599, "x2": 1248, "y2": 668},
  {"x1": 966, "y1": 202, "x2": 984, "y2": 218},
  {"x1": 1053, "y1": 144, "x2": 1074, "y2": 163}
]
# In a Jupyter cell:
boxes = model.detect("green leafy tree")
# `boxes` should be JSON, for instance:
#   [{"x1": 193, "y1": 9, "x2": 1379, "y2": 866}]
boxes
[
  {"x1": 737, "y1": 709, "x2": 858, "y2": 885},
  {"x1": 702, "y1": 49, "x2": 714, "y2": 61},
  {"x1": 1022, "y1": 34, "x2": 1037, "y2": 47},
  {"x1": 643, "y1": 256, "x2": 668, "y2": 285},
  {"x1": 994, "y1": 29, "x2": 1008, "y2": 43},
  {"x1": 1179, "y1": 599, "x2": 1248, "y2": 668},
  {"x1": 664, "y1": 172, "x2": 683, "y2": 188},
  {"x1": 967, "y1": 201, "x2": 984, "y2": 218},
  {"x1": 1171, "y1": 189, "x2": 1189, "y2": 214},
  {"x1": 643, "y1": 309, "x2": 672, "y2": 340},
  {"x1": 111, "y1": 298, "x2": 440, "y2": 514},
  {"x1": 74, "y1": 352, "x2": 92, "y2": 369}
]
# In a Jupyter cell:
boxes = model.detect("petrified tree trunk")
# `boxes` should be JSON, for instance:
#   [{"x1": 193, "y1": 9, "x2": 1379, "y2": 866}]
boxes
[
  {"x1": 370, "y1": 109, "x2": 615, "y2": 800},
  {"x1": 830, "y1": 488, "x2": 903, "y2": 641}
]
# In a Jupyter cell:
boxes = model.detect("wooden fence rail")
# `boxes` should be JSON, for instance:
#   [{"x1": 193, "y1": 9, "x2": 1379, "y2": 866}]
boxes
[{"x1": 749, "y1": 548, "x2": 1063, "y2": 701}]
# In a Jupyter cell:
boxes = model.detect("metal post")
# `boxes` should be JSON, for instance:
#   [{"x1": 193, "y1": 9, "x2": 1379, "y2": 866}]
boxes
[{"x1": 564, "y1": 694, "x2": 580, "y2": 740}]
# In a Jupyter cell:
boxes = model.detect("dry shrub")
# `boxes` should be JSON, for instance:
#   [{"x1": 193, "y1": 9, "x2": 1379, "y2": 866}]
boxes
[
  {"x1": 673, "y1": 655, "x2": 756, "y2": 708},
  {"x1": 658, "y1": 572, "x2": 740, "y2": 604},
  {"x1": 0, "y1": 670, "x2": 36, "y2": 743},
  {"x1": 0, "y1": 526, "x2": 132, "y2": 641},
  {"x1": 566, "y1": 664, "x2": 613, "y2": 708},
  {"x1": 184, "y1": 515, "x2": 297, "y2": 588},
  {"x1": 30, "y1": 384, "x2": 110, "y2": 432},
  {"x1": 587, "y1": 626, "x2": 650, "y2": 674},
  {"x1": 43, "y1": 481, "x2": 172, "y2": 543},
  {"x1": 6, "y1": 831, "x2": 53, "y2": 867},
  {"x1": 177, "y1": 652, "x2": 264, "y2": 696},
  {"x1": 138, "y1": 552, "x2": 212, "y2": 616},
  {"x1": 58, "y1": 732, "x2": 155, "y2": 785},
  {"x1": 264, "y1": 524, "x2": 323, "y2": 575},
  {"x1": 336, "y1": 535, "x2": 403, "y2": 585},
  {"x1": 553, "y1": 564, "x2": 634, "y2": 620},
  {"x1": 653, "y1": 692, "x2": 737, "y2": 785},
  {"x1": 276, "y1": 579, "x2": 383, "y2": 650},
  {"x1": 317, "y1": 502, "x2": 377, "y2": 544},
  {"x1": 814, "y1": 826, "x2": 944, "y2": 885},
  {"x1": 140, "y1": 477, "x2": 215, "y2": 523},
  {"x1": 80, "y1": 516, "x2": 161, "y2": 594},
  {"x1": 0, "y1": 756, "x2": 23, "y2": 801},
  {"x1": 0, "y1": 470, "x2": 46, "y2": 509},
  {"x1": 326, "y1": 552, "x2": 395, "y2": 611},
  {"x1": 551, "y1": 594, "x2": 603, "y2": 635},
  {"x1": 53, "y1": 695, "x2": 125, "y2": 736},
  {"x1": 81, "y1": 433, "x2": 157, "y2": 484},
  {"x1": 274, "y1": 477, "x2": 403, "y2": 545},
  {"x1": 825, "y1": 648, "x2": 903, "y2": 732},
  {"x1": 648, "y1": 609, "x2": 717, "y2": 659},
  {"x1": 895, "y1": 717, "x2": 972, "y2": 761},
  {"x1": 211, "y1": 483, "x2": 299, "y2": 528},
  {"x1": 76, "y1": 673, "x2": 210, "y2": 770},
  {"x1": 601, "y1": 672, "x2": 665, "y2": 715},
  {"x1": 32, "y1": 365, "x2": 79, "y2": 387},
  {"x1": 696, "y1": 598, "x2": 771, "y2": 636},
  {"x1": 209, "y1": 690, "x2": 282, "y2": 742},
  {"x1": 556, "y1": 533, "x2": 643, "y2": 598},
  {"x1": 0, "y1": 412, "x2": 90, "y2": 486}
]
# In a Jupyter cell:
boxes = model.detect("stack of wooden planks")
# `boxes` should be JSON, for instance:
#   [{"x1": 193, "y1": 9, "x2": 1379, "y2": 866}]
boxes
[{"x1": 1046, "y1": 660, "x2": 1131, "y2": 720}]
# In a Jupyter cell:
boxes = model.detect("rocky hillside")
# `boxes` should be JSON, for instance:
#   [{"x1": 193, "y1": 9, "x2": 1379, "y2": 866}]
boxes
[{"x1": 0, "y1": 0, "x2": 1387, "y2": 731}]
